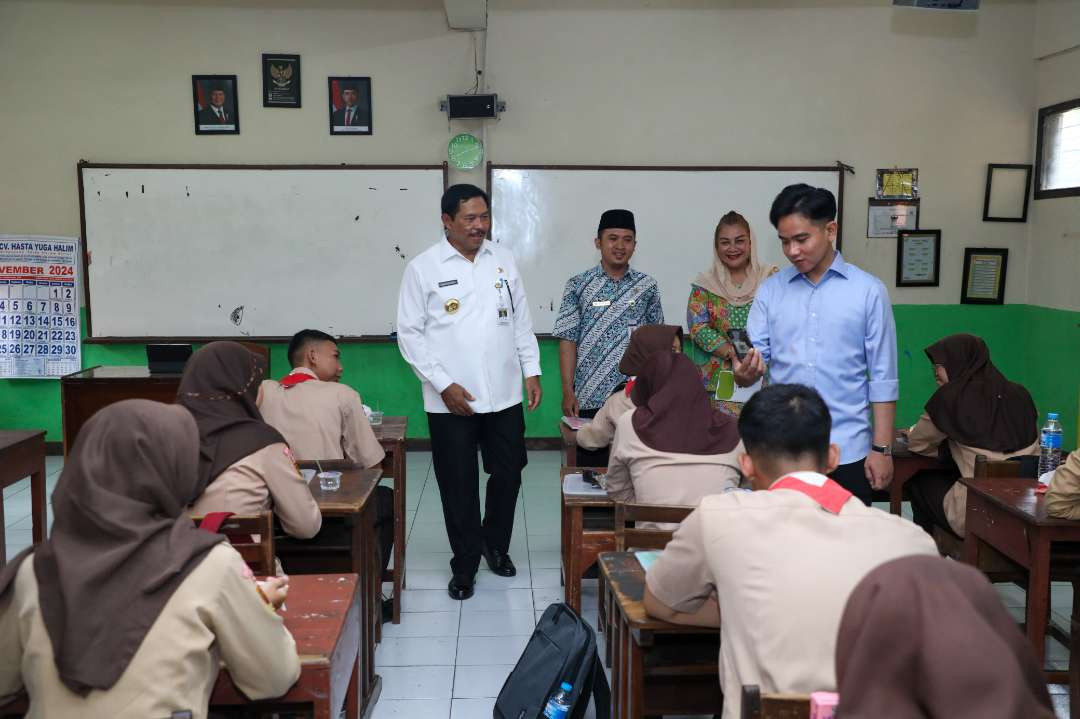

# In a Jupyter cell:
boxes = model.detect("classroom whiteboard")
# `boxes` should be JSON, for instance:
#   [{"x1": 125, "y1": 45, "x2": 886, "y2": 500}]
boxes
[
  {"x1": 79, "y1": 164, "x2": 446, "y2": 338},
  {"x1": 489, "y1": 165, "x2": 844, "y2": 333}
]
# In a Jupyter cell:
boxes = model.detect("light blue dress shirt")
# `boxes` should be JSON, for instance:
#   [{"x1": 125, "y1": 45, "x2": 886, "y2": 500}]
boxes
[{"x1": 747, "y1": 251, "x2": 898, "y2": 464}]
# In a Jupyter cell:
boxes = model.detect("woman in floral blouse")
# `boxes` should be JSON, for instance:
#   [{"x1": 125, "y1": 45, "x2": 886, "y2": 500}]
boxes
[{"x1": 686, "y1": 211, "x2": 778, "y2": 415}]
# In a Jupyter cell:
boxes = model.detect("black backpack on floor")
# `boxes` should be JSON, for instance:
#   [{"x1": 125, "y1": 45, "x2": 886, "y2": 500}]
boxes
[{"x1": 494, "y1": 602, "x2": 611, "y2": 719}]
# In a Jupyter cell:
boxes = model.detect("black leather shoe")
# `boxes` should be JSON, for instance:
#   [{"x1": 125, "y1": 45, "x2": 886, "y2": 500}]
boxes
[
  {"x1": 482, "y1": 543, "x2": 517, "y2": 577},
  {"x1": 381, "y1": 598, "x2": 393, "y2": 623},
  {"x1": 448, "y1": 574, "x2": 475, "y2": 600}
]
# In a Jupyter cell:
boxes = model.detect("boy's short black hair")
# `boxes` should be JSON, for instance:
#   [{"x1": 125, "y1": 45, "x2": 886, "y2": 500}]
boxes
[
  {"x1": 287, "y1": 329, "x2": 337, "y2": 368},
  {"x1": 769, "y1": 183, "x2": 837, "y2": 228},
  {"x1": 738, "y1": 383, "x2": 832, "y2": 468},
  {"x1": 441, "y1": 184, "x2": 490, "y2": 218}
]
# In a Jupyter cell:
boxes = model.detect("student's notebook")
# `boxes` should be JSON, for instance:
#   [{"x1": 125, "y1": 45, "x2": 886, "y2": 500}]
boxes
[
  {"x1": 635, "y1": 550, "x2": 661, "y2": 572},
  {"x1": 562, "y1": 473, "x2": 607, "y2": 496}
]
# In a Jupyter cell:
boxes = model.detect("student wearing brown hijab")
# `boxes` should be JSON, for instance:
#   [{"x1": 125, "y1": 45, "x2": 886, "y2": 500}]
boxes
[
  {"x1": 605, "y1": 352, "x2": 744, "y2": 517},
  {"x1": 836, "y1": 555, "x2": 1055, "y2": 719},
  {"x1": 576, "y1": 324, "x2": 684, "y2": 453},
  {"x1": 180, "y1": 341, "x2": 321, "y2": 539},
  {"x1": 0, "y1": 400, "x2": 299, "y2": 718},
  {"x1": 904, "y1": 334, "x2": 1039, "y2": 538}
]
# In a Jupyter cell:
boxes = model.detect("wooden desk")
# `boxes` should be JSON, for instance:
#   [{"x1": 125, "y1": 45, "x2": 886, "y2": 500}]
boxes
[
  {"x1": 961, "y1": 476, "x2": 1080, "y2": 682},
  {"x1": 281, "y1": 463, "x2": 384, "y2": 714},
  {"x1": 560, "y1": 422, "x2": 578, "y2": 467},
  {"x1": 890, "y1": 439, "x2": 944, "y2": 515},
  {"x1": 0, "y1": 431, "x2": 48, "y2": 561},
  {"x1": 599, "y1": 551, "x2": 722, "y2": 719},
  {"x1": 0, "y1": 573, "x2": 363, "y2": 719},
  {"x1": 60, "y1": 366, "x2": 182, "y2": 455},
  {"x1": 372, "y1": 416, "x2": 407, "y2": 624},
  {"x1": 560, "y1": 466, "x2": 615, "y2": 613}
]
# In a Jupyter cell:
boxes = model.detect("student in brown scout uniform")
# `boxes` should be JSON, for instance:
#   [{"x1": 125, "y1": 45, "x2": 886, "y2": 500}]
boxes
[
  {"x1": 258, "y1": 329, "x2": 385, "y2": 467},
  {"x1": 575, "y1": 324, "x2": 683, "y2": 455},
  {"x1": 903, "y1": 334, "x2": 1039, "y2": 538},
  {"x1": 836, "y1": 555, "x2": 1055, "y2": 719},
  {"x1": 181, "y1": 341, "x2": 321, "y2": 540},
  {"x1": 604, "y1": 351, "x2": 744, "y2": 521},
  {"x1": 0, "y1": 400, "x2": 299, "y2": 719},
  {"x1": 258, "y1": 329, "x2": 395, "y2": 592},
  {"x1": 643, "y1": 384, "x2": 935, "y2": 719},
  {"x1": 1045, "y1": 449, "x2": 1080, "y2": 519}
]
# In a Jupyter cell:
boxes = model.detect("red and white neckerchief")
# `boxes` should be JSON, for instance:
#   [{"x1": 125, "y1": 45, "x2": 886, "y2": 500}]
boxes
[
  {"x1": 279, "y1": 370, "x2": 319, "y2": 389},
  {"x1": 769, "y1": 471, "x2": 852, "y2": 514},
  {"x1": 624, "y1": 377, "x2": 637, "y2": 397}
]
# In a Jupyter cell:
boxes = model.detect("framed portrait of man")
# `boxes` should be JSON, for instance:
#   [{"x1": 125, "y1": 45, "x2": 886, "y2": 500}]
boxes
[
  {"x1": 192, "y1": 75, "x2": 239, "y2": 135},
  {"x1": 328, "y1": 77, "x2": 372, "y2": 135}
]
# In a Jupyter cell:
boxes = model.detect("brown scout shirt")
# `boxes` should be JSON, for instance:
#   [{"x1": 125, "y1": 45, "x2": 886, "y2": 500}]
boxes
[
  {"x1": 258, "y1": 367, "x2": 385, "y2": 468},
  {"x1": 907, "y1": 412, "x2": 1039, "y2": 536},
  {"x1": 606, "y1": 410, "x2": 744, "y2": 526},
  {"x1": 1046, "y1": 450, "x2": 1080, "y2": 520},
  {"x1": 188, "y1": 442, "x2": 322, "y2": 539},
  {"x1": 576, "y1": 388, "x2": 635, "y2": 450},
  {"x1": 646, "y1": 478, "x2": 936, "y2": 719},
  {"x1": 0, "y1": 544, "x2": 300, "y2": 719}
]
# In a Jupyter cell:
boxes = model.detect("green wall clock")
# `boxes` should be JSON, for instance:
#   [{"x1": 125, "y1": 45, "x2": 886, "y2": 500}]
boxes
[{"x1": 448, "y1": 133, "x2": 483, "y2": 170}]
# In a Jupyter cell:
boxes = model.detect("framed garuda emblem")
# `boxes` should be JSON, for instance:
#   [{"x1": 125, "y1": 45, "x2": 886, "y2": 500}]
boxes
[{"x1": 262, "y1": 54, "x2": 301, "y2": 108}]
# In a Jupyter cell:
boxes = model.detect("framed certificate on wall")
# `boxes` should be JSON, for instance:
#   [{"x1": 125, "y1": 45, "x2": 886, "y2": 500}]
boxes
[
  {"x1": 960, "y1": 247, "x2": 1008, "y2": 304},
  {"x1": 868, "y1": 198, "x2": 919, "y2": 238},
  {"x1": 895, "y1": 229, "x2": 940, "y2": 287}
]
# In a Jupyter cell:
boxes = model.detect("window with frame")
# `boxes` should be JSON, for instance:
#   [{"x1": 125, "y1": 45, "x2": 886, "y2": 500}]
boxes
[{"x1": 1035, "y1": 97, "x2": 1080, "y2": 199}]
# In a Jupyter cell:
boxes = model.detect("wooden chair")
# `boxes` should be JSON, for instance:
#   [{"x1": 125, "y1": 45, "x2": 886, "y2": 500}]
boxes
[
  {"x1": 191, "y1": 511, "x2": 275, "y2": 576},
  {"x1": 613, "y1": 502, "x2": 695, "y2": 551},
  {"x1": 740, "y1": 686, "x2": 811, "y2": 719}
]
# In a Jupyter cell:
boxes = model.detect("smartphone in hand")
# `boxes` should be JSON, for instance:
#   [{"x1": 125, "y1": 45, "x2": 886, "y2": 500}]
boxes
[{"x1": 727, "y1": 328, "x2": 753, "y2": 362}]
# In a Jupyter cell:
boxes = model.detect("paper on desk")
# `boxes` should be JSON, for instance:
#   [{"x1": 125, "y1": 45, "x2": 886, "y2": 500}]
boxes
[
  {"x1": 1039, "y1": 469, "x2": 1056, "y2": 486},
  {"x1": 562, "y1": 415, "x2": 591, "y2": 430},
  {"x1": 562, "y1": 473, "x2": 607, "y2": 496},
  {"x1": 635, "y1": 550, "x2": 661, "y2": 572}
]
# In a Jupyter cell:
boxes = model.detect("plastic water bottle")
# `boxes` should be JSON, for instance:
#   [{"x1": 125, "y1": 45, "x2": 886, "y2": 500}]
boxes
[
  {"x1": 542, "y1": 682, "x2": 573, "y2": 719},
  {"x1": 1039, "y1": 412, "x2": 1064, "y2": 476}
]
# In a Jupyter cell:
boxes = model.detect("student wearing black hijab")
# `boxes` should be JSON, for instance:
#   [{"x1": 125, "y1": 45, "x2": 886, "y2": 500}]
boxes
[
  {"x1": 0, "y1": 400, "x2": 299, "y2": 717},
  {"x1": 837, "y1": 555, "x2": 1054, "y2": 719},
  {"x1": 180, "y1": 341, "x2": 321, "y2": 539},
  {"x1": 904, "y1": 334, "x2": 1040, "y2": 537}
]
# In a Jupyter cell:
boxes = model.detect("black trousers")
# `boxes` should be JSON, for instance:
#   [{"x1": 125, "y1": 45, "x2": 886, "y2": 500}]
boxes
[
  {"x1": 829, "y1": 458, "x2": 874, "y2": 506},
  {"x1": 428, "y1": 403, "x2": 528, "y2": 576},
  {"x1": 907, "y1": 468, "x2": 961, "y2": 538}
]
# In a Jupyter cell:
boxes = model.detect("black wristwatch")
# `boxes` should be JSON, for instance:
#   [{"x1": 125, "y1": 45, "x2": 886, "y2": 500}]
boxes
[{"x1": 871, "y1": 443, "x2": 892, "y2": 456}]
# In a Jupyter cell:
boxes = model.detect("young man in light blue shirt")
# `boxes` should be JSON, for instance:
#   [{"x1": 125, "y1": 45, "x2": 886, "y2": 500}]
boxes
[{"x1": 734, "y1": 184, "x2": 898, "y2": 504}]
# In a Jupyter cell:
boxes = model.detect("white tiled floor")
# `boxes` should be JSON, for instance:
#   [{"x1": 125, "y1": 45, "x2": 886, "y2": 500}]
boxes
[{"x1": 2, "y1": 451, "x2": 1073, "y2": 718}]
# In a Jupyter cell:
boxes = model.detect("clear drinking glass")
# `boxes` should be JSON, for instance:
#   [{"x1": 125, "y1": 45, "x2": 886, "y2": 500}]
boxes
[
  {"x1": 369, "y1": 410, "x2": 384, "y2": 426},
  {"x1": 318, "y1": 471, "x2": 342, "y2": 492}
]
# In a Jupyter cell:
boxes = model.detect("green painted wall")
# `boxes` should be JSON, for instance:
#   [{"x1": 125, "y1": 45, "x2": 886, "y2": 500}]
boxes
[{"x1": 2, "y1": 304, "x2": 1076, "y2": 448}]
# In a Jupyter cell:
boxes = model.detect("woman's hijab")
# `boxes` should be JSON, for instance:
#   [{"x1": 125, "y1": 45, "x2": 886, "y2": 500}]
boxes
[
  {"x1": 693, "y1": 217, "x2": 777, "y2": 305},
  {"x1": 177, "y1": 341, "x2": 285, "y2": 489},
  {"x1": 630, "y1": 352, "x2": 740, "y2": 454},
  {"x1": 924, "y1": 334, "x2": 1037, "y2": 453},
  {"x1": 0, "y1": 400, "x2": 226, "y2": 695},
  {"x1": 836, "y1": 555, "x2": 1054, "y2": 719},
  {"x1": 618, "y1": 324, "x2": 683, "y2": 376}
]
